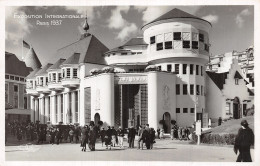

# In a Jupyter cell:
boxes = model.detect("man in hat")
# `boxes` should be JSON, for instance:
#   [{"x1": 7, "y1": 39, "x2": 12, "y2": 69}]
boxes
[
  {"x1": 234, "y1": 119, "x2": 254, "y2": 162},
  {"x1": 128, "y1": 126, "x2": 136, "y2": 148}
]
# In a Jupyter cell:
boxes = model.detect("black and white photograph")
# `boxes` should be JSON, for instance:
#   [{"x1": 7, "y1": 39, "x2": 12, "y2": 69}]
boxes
[{"x1": 1, "y1": 0, "x2": 259, "y2": 165}]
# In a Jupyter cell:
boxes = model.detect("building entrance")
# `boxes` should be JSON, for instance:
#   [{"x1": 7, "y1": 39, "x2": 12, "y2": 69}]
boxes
[
  {"x1": 94, "y1": 113, "x2": 100, "y2": 125},
  {"x1": 163, "y1": 112, "x2": 171, "y2": 133},
  {"x1": 114, "y1": 84, "x2": 148, "y2": 130},
  {"x1": 233, "y1": 97, "x2": 240, "y2": 119}
]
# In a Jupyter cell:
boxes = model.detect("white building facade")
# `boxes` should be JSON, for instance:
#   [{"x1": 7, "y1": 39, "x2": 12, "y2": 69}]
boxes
[{"x1": 26, "y1": 8, "x2": 253, "y2": 132}]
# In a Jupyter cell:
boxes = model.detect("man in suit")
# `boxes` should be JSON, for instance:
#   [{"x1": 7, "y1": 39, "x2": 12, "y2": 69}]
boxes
[
  {"x1": 128, "y1": 126, "x2": 136, "y2": 148},
  {"x1": 137, "y1": 125, "x2": 144, "y2": 150},
  {"x1": 234, "y1": 120, "x2": 254, "y2": 162}
]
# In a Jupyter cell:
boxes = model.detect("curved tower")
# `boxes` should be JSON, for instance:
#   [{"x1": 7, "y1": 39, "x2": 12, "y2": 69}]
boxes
[
  {"x1": 24, "y1": 47, "x2": 42, "y2": 70},
  {"x1": 142, "y1": 8, "x2": 212, "y2": 126}
]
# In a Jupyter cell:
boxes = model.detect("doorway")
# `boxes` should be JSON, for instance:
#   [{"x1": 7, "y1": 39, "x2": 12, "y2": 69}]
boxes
[
  {"x1": 94, "y1": 113, "x2": 100, "y2": 125},
  {"x1": 163, "y1": 112, "x2": 171, "y2": 133},
  {"x1": 233, "y1": 97, "x2": 240, "y2": 119}
]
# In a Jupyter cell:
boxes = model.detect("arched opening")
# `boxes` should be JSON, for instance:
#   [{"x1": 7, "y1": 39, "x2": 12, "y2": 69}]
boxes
[
  {"x1": 233, "y1": 97, "x2": 240, "y2": 119},
  {"x1": 163, "y1": 112, "x2": 171, "y2": 133},
  {"x1": 94, "y1": 113, "x2": 100, "y2": 125}
]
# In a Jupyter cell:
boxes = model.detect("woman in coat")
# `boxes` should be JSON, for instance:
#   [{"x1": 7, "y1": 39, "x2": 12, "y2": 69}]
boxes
[
  {"x1": 81, "y1": 125, "x2": 89, "y2": 152},
  {"x1": 88, "y1": 124, "x2": 97, "y2": 151}
]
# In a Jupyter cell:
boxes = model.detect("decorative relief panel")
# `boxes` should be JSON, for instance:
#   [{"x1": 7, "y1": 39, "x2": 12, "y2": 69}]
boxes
[
  {"x1": 115, "y1": 76, "x2": 147, "y2": 84},
  {"x1": 163, "y1": 85, "x2": 170, "y2": 110}
]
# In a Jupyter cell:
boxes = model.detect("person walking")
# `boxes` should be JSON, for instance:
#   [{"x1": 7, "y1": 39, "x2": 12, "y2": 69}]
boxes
[
  {"x1": 150, "y1": 128, "x2": 156, "y2": 149},
  {"x1": 137, "y1": 125, "x2": 144, "y2": 150},
  {"x1": 234, "y1": 120, "x2": 254, "y2": 162},
  {"x1": 100, "y1": 128, "x2": 106, "y2": 147},
  {"x1": 111, "y1": 126, "x2": 117, "y2": 147},
  {"x1": 88, "y1": 122, "x2": 97, "y2": 151},
  {"x1": 56, "y1": 128, "x2": 62, "y2": 145},
  {"x1": 49, "y1": 128, "x2": 56, "y2": 145},
  {"x1": 178, "y1": 127, "x2": 182, "y2": 140},
  {"x1": 69, "y1": 128, "x2": 74, "y2": 143},
  {"x1": 143, "y1": 124, "x2": 151, "y2": 149},
  {"x1": 80, "y1": 125, "x2": 89, "y2": 152},
  {"x1": 157, "y1": 128, "x2": 160, "y2": 139},
  {"x1": 128, "y1": 126, "x2": 136, "y2": 148},
  {"x1": 105, "y1": 126, "x2": 112, "y2": 150},
  {"x1": 117, "y1": 126, "x2": 125, "y2": 148}
]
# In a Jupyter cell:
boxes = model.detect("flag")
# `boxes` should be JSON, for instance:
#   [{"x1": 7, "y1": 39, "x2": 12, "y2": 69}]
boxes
[{"x1": 23, "y1": 40, "x2": 30, "y2": 49}]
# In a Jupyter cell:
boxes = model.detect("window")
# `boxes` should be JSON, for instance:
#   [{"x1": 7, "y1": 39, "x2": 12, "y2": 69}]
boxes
[
  {"x1": 183, "y1": 84, "x2": 188, "y2": 95},
  {"x1": 190, "y1": 84, "x2": 194, "y2": 95},
  {"x1": 14, "y1": 85, "x2": 18, "y2": 92},
  {"x1": 73, "y1": 68, "x2": 77, "y2": 78},
  {"x1": 5, "y1": 75, "x2": 9, "y2": 79},
  {"x1": 24, "y1": 97, "x2": 27, "y2": 109},
  {"x1": 167, "y1": 64, "x2": 172, "y2": 72},
  {"x1": 201, "y1": 66, "x2": 203, "y2": 76},
  {"x1": 190, "y1": 64, "x2": 194, "y2": 75},
  {"x1": 62, "y1": 69, "x2": 65, "y2": 78},
  {"x1": 176, "y1": 84, "x2": 180, "y2": 95},
  {"x1": 196, "y1": 65, "x2": 199, "y2": 75},
  {"x1": 40, "y1": 77, "x2": 43, "y2": 85},
  {"x1": 192, "y1": 41, "x2": 198, "y2": 49},
  {"x1": 175, "y1": 64, "x2": 179, "y2": 74},
  {"x1": 176, "y1": 108, "x2": 180, "y2": 113},
  {"x1": 199, "y1": 33, "x2": 204, "y2": 42},
  {"x1": 182, "y1": 64, "x2": 187, "y2": 74},
  {"x1": 66, "y1": 68, "x2": 71, "y2": 78},
  {"x1": 205, "y1": 44, "x2": 209, "y2": 52},
  {"x1": 10, "y1": 76, "x2": 14, "y2": 80},
  {"x1": 183, "y1": 108, "x2": 188, "y2": 113},
  {"x1": 219, "y1": 57, "x2": 223, "y2": 61},
  {"x1": 121, "y1": 52, "x2": 127, "y2": 55},
  {"x1": 183, "y1": 41, "x2": 190, "y2": 48},
  {"x1": 201, "y1": 86, "x2": 203, "y2": 96},
  {"x1": 174, "y1": 32, "x2": 181, "y2": 40},
  {"x1": 190, "y1": 108, "x2": 195, "y2": 113},
  {"x1": 15, "y1": 77, "x2": 19, "y2": 81},
  {"x1": 150, "y1": 36, "x2": 155, "y2": 44},
  {"x1": 196, "y1": 85, "x2": 200, "y2": 95},
  {"x1": 225, "y1": 103, "x2": 231, "y2": 115},
  {"x1": 157, "y1": 66, "x2": 161, "y2": 71},
  {"x1": 46, "y1": 77, "x2": 48, "y2": 84},
  {"x1": 235, "y1": 78, "x2": 239, "y2": 85},
  {"x1": 156, "y1": 43, "x2": 163, "y2": 51},
  {"x1": 165, "y1": 41, "x2": 172, "y2": 49},
  {"x1": 5, "y1": 83, "x2": 8, "y2": 102},
  {"x1": 58, "y1": 73, "x2": 62, "y2": 82},
  {"x1": 20, "y1": 78, "x2": 24, "y2": 82},
  {"x1": 53, "y1": 73, "x2": 56, "y2": 82}
]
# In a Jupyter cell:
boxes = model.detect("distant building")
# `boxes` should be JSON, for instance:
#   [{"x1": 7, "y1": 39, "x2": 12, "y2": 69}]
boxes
[
  {"x1": 5, "y1": 52, "x2": 32, "y2": 123},
  {"x1": 24, "y1": 8, "x2": 253, "y2": 131}
]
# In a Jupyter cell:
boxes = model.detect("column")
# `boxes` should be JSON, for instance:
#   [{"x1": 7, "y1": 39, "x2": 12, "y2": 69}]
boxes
[
  {"x1": 77, "y1": 90, "x2": 80, "y2": 123},
  {"x1": 62, "y1": 93, "x2": 67, "y2": 124},
  {"x1": 50, "y1": 95, "x2": 56, "y2": 124},
  {"x1": 57, "y1": 95, "x2": 61, "y2": 123},
  {"x1": 30, "y1": 96, "x2": 35, "y2": 123},
  {"x1": 64, "y1": 93, "x2": 70, "y2": 124},
  {"x1": 72, "y1": 91, "x2": 76, "y2": 124},
  {"x1": 45, "y1": 97, "x2": 50, "y2": 122},
  {"x1": 35, "y1": 98, "x2": 39, "y2": 121},
  {"x1": 40, "y1": 97, "x2": 45, "y2": 123}
]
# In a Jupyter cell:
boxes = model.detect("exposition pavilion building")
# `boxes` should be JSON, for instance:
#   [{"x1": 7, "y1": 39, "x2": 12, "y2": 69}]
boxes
[{"x1": 25, "y1": 8, "x2": 254, "y2": 132}]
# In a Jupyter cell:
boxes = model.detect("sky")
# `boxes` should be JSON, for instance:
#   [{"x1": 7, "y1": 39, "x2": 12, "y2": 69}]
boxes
[{"x1": 5, "y1": 5, "x2": 254, "y2": 65}]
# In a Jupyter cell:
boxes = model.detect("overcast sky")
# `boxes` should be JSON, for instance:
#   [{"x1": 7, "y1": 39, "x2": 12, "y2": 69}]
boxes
[{"x1": 5, "y1": 6, "x2": 254, "y2": 65}]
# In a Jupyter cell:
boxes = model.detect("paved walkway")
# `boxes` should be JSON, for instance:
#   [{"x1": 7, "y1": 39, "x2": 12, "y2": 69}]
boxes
[{"x1": 5, "y1": 137, "x2": 254, "y2": 161}]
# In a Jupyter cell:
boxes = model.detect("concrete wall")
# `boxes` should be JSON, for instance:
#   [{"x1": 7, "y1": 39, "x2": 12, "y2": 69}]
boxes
[
  {"x1": 82, "y1": 73, "x2": 115, "y2": 126},
  {"x1": 147, "y1": 71, "x2": 176, "y2": 130}
]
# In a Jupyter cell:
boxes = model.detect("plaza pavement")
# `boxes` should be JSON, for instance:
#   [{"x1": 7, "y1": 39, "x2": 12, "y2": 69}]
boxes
[{"x1": 5, "y1": 137, "x2": 255, "y2": 161}]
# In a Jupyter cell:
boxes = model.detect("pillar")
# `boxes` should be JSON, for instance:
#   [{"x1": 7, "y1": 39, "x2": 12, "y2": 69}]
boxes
[
  {"x1": 57, "y1": 95, "x2": 62, "y2": 123},
  {"x1": 72, "y1": 91, "x2": 76, "y2": 124},
  {"x1": 64, "y1": 92, "x2": 70, "y2": 124},
  {"x1": 35, "y1": 98, "x2": 39, "y2": 121},
  {"x1": 45, "y1": 96, "x2": 50, "y2": 122},
  {"x1": 62, "y1": 93, "x2": 67, "y2": 124},
  {"x1": 77, "y1": 90, "x2": 80, "y2": 123},
  {"x1": 40, "y1": 97, "x2": 45, "y2": 123},
  {"x1": 50, "y1": 95, "x2": 56, "y2": 124},
  {"x1": 30, "y1": 96, "x2": 35, "y2": 123}
]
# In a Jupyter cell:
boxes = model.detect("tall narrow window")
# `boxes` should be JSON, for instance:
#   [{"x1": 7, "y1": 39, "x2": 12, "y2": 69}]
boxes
[
  {"x1": 176, "y1": 84, "x2": 180, "y2": 95},
  {"x1": 199, "y1": 33, "x2": 204, "y2": 42},
  {"x1": 150, "y1": 36, "x2": 155, "y2": 44},
  {"x1": 183, "y1": 84, "x2": 188, "y2": 95},
  {"x1": 201, "y1": 85, "x2": 203, "y2": 96},
  {"x1": 196, "y1": 65, "x2": 199, "y2": 75},
  {"x1": 201, "y1": 66, "x2": 203, "y2": 76},
  {"x1": 167, "y1": 64, "x2": 172, "y2": 72},
  {"x1": 183, "y1": 41, "x2": 190, "y2": 48},
  {"x1": 5, "y1": 83, "x2": 8, "y2": 102},
  {"x1": 24, "y1": 97, "x2": 27, "y2": 109},
  {"x1": 183, "y1": 64, "x2": 187, "y2": 74},
  {"x1": 192, "y1": 41, "x2": 198, "y2": 49},
  {"x1": 73, "y1": 68, "x2": 77, "y2": 78},
  {"x1": 53, "y1": 73, "x2": 56, "y2": 82},
  {"x1": 58, "y1": 73, "x2": 62, "y2": 82},
  {"x1": 175, "y1": 64, "x2": 179, "y2": 74},
  {"x1": 196, "y1": 85, "x2": 200, "y2": 95},
  {"x1": 158, "y1": 66, "x2": 161, "y2": 71},
  {"x1": 190, "y1": 84, "x2": 194, "y2": 95},
  {"x1": 190, "y1": 64, "x2": 194, "y2": 75},
  {"x1": 66, "y1": 68, "x2": 71, "y2": 78}
]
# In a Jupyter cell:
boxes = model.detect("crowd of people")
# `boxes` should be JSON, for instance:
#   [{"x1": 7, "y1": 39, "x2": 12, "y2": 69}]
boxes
[{"x1": 6, "y1": 120, "x2": 194, "y2": 152}]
